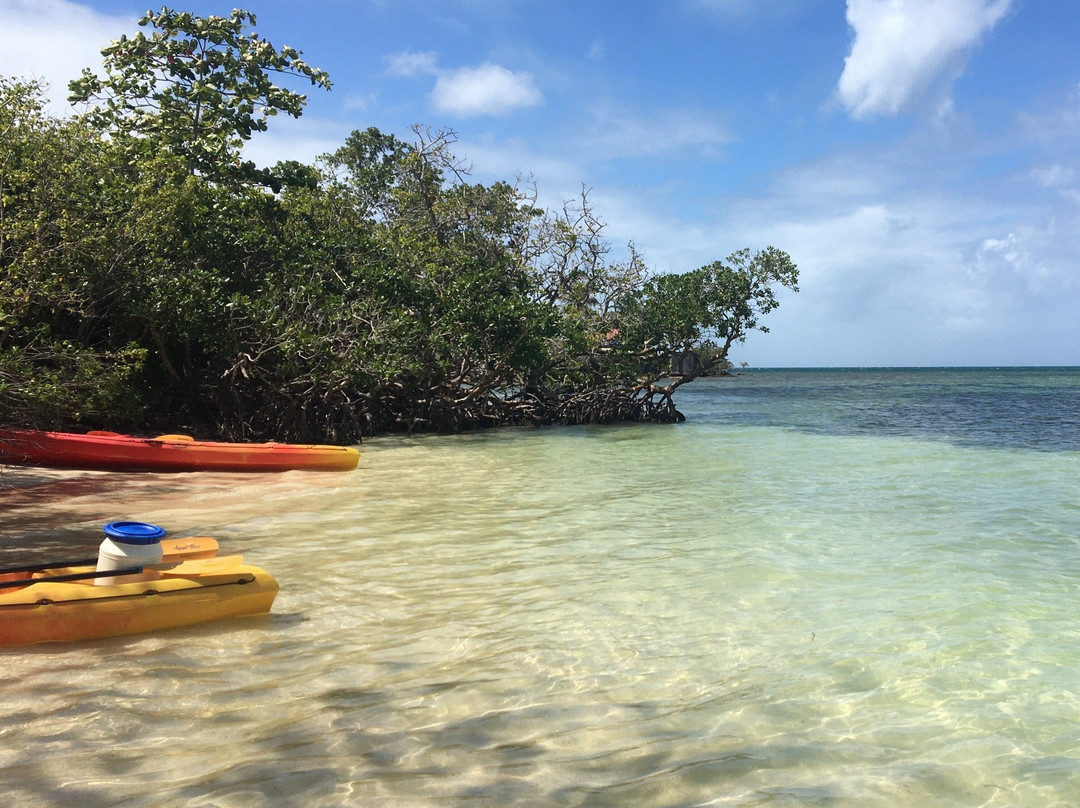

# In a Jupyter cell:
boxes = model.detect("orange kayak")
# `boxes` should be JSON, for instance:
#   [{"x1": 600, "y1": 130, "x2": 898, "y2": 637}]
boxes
[{"x1": 0, "y1": 428, "x2": 359, "y2": 473}]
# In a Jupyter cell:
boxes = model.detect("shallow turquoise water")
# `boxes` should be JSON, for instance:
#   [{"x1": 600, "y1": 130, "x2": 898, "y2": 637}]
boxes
[{"x1": 2, "y1": 369, "x2": 1080, "y2": 806}]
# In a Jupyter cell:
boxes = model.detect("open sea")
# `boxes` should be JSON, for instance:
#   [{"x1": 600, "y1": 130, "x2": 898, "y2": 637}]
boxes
[{"x1": 2, "y1": 366, "x2": 1080, "y2": 807}]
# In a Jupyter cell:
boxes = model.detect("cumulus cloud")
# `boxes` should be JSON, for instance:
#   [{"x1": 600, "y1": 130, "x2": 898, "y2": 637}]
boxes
[
  {"x1": 430, "y1": 63, "x2": 542, "y2": 117},
  {"x1": 0, "y1": 0, "x2": 133, "y2": 113},
  {"x1": 386, "y1": 50, "x2": 542, "y2": 118},
  {"x1": 969, "y1": 216, "x2": 1080, "y2": 297},
  {"x1": 837, "y1": 0, "x2": 1013, "y2": 119}
]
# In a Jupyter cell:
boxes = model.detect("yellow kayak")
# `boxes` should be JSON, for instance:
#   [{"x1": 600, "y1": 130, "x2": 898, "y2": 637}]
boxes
[{"x1": 0, "y1": 536, "x2": 278, "y2": 646}]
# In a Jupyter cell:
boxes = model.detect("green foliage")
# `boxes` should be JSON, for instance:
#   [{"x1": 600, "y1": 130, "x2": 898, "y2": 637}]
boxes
[
  {"x1": 619, "y1": 246, "x2": 799, "y2": 368},
  {"x1": 68, "y1": 7, "x2": 330, "y2": 179},
  {"x1": 0, "y1": 77, "x2": 149, "y2": 427},
  {"x1": 1, "y1": 9, "x2": 798, "y2": 440},
  {"x1": 0, "y1": 342, "x2": 147, "y2": 427}
]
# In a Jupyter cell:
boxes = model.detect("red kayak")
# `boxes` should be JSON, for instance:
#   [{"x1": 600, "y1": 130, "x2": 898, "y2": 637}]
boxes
[{"x1": 0, "y1": 428, "x2": 359, "y2": 473}]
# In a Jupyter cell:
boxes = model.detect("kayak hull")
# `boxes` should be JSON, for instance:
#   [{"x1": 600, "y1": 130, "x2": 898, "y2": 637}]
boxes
[
  {"x1": 0, "y1": 428, "x2": 359, "y2": 473},
  {"x1": 0, "y1": 564, "x2": 279, "y2": 646}
]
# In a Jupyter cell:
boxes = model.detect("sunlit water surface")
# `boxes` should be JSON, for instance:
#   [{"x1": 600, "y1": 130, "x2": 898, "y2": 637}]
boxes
[{"x1": 3, "y1": 368, "x2": 1080, "y2": 807}]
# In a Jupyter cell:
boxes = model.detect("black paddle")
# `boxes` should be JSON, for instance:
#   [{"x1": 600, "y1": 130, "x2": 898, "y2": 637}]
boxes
[
  {"x1": 0, "y1": 565, "x2": 148, "y2": 589},
  {"x1": 0, "y1": 557, "x2": 98, "y2": 575}
]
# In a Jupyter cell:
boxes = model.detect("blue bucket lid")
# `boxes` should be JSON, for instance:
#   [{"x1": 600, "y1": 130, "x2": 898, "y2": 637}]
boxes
[{"x1": 103, "y1": 521, "x2": 167, "y2": 544}]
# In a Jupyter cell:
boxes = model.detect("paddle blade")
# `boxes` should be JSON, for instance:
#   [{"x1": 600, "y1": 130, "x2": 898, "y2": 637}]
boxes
[{"x1": 161, "y1": 537, "x2": 219, "y2": 560}]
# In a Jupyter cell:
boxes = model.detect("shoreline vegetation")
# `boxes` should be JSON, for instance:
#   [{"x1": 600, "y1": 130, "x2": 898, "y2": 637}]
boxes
[{"x1": 0, "y1": 9, "x2": 797, "y2": 444}]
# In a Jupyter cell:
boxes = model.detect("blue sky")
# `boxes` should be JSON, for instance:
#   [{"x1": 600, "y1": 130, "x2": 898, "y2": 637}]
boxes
[{"x1": 3, "y1": 0, "x2": 1079, "y2": 367}]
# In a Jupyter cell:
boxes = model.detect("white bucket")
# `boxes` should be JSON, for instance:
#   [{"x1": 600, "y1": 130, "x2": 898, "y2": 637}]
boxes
[{"x1": 95, "y1": 522, "x2": 166, "y2": 586}]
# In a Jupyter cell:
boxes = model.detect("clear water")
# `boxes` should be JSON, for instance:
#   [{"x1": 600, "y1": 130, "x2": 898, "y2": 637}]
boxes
[{"x1": 2, "y1": 367, "x2": 1080, "y2": 807}]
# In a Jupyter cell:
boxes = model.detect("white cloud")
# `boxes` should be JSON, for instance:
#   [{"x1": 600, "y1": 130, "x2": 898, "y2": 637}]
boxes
[
  {"x1": 431, "y1": 63, "x2": 542, "y2": 117},
  {"x1": 386, "y1": 50, "x2": 439, "y2": 78},
  {"x1": 969, "y1": 218, "x2": 1080, "y2": 296},
  {"x1": 837, "y1": 0, "x2": 1013, "y2": 119},
  {"x1": 386, "y1": 50, "x2": 542, "y2": 118},
  {"x1": 0, "y1": 0, "x2": 134, "y2": 114}
]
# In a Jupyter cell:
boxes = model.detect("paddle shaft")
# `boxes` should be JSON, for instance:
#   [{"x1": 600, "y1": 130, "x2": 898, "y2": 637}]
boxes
[
  {"x1": 0, "y1": 558, "x2": 99, "y2": 575},
  {"x1": 0, "y1": 554, "x2": 243, "y2": 589},
  {"x1": 0, "y1": 565, "x2": 149, "y2": 589}
]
